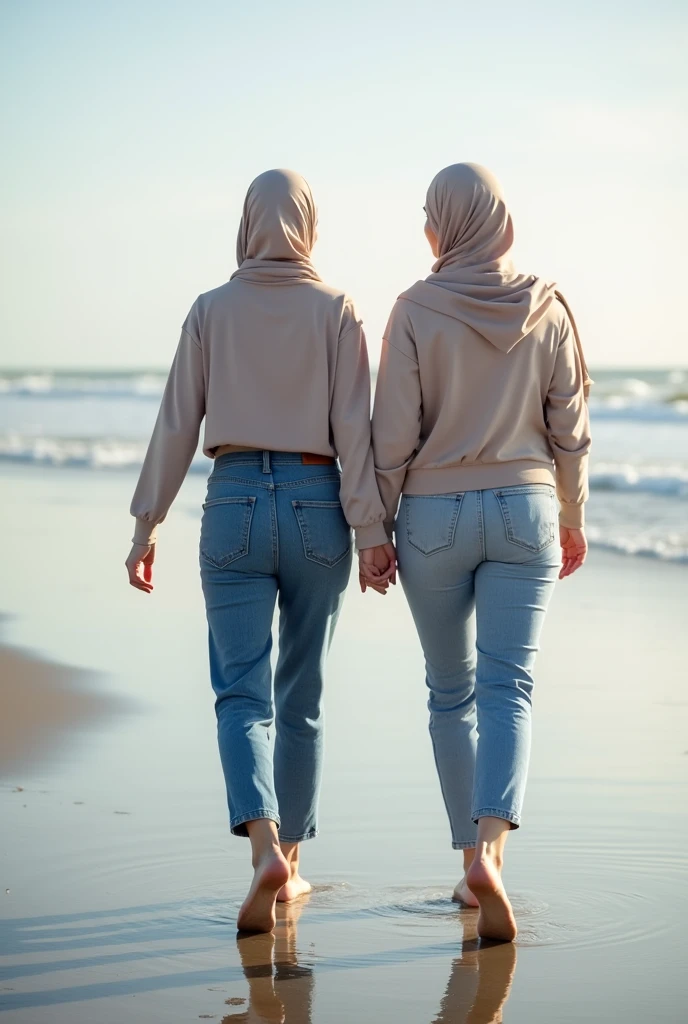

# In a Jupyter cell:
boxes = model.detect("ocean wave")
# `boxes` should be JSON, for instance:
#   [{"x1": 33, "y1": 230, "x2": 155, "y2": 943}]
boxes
[
  {"x1": 0, "y1": 373, "x2": 165, "y2": 399},
  {"x1": 588, "y1": 399, "x2": 688, "y2": 422},
  {"x1": 586, "y1": 528, "x2": 688, "y2": 564},
  {"x1": 589, "y1": 464, "x2": 688, "y2": 498},
  {"x1": 0, "y1": 434, "x2": 207, "y2": 471}
]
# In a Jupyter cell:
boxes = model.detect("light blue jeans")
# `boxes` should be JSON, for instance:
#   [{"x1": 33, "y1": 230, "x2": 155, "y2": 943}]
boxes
[
  {"x1": 200, "y1": 451, "x2": 352, "y2": 840},
  {"x1": 396, "y1": 485, "x2": 560, "y2": 848}
]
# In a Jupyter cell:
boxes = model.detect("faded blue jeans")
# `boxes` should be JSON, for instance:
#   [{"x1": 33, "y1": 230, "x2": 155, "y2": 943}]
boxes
[
  {"x1": 397, "y1": 485, "x2": 560, "y2": 848},
  {"x1": 200, "y1": 451, "x2": 352, "y2": 841}
]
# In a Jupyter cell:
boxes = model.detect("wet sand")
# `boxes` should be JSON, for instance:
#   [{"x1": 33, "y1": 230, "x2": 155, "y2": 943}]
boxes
[
  {"x1": 1, "y1": 463, "x2": 687, "y2": 1022},
  {"x1": 0, "y1": 638, "x2": 122, "y2": 780}
]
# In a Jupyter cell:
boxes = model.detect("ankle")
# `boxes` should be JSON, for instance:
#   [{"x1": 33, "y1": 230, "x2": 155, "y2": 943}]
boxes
[
  {"x1": 279, "y1": 842, "x2": 301, "y2": 878},
  {"x1": 481, "y1": 849, "x2": 503, "y2": 873},
  {"x1": 251, "y1": 842, "x2": 282, "y2": 870},
  {"x1": 473, "y1": 846, "x2": 504, "y2": 873}
]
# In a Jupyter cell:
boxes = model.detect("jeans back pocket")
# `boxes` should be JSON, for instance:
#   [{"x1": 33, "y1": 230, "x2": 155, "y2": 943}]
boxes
[
  {"x1": 200, "y1": 496, "x2": 256, "y2": 568},
  {"x1": 403, "y1": 494, "x2": 463, "y2": 555},
  {"x1": 292, "y1": 500, "x2": 351, "y2": 567},
  {"x1": 494, "y1": 486, "x2": 556, "y2": 552}
]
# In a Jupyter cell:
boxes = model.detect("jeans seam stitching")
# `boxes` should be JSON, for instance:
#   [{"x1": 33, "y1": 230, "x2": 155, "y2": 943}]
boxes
[
  {"x1": 274, "y1": 476, "x2": 340, "y2": 490},
  {"x1": 270, "y1": 487, "x2": 279, "y2": 573}
]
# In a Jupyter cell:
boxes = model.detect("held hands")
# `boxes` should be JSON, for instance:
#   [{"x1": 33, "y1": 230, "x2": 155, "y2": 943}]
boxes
[
  {"x1": 359, "y1": 542, "x2": 397, "y2": 596},
  {"x1": 126, "y1": 543, "x2": 155, "y2": 593},
  {"x1": 559, "y1": 526, "x2": 587, "y2": 580}
]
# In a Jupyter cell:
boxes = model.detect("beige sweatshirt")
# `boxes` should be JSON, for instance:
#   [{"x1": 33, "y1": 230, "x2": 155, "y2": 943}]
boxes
[
  {"x1": 372, "y1": 295, "x2": 591, "y2": 531},
  {"x1": 129, "y1": 283, "x2": 388, "y2": 549}
]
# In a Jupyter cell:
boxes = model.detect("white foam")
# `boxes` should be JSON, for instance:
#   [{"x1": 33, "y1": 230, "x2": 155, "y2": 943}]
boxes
[
  {"x1": 586, "y1": 527, "x2": 688, "y2": 564},
  {"x1": 588, "y1": 399, "x2": 688, "y2": 421},
  {"x1": 0, "y1": 373, "x2": 165, "y2": 399},
  {"x1": 0, "y1": 434, "x2": 207, "y2": 471},
  {"x1": 589, "y1": 463, "x2": 688, "y2": 498}
]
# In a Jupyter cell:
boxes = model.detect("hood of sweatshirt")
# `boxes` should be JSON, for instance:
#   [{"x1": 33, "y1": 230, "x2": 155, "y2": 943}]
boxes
[{"x1": 401, "y1": 163, "x2": 557, "y2": 354}]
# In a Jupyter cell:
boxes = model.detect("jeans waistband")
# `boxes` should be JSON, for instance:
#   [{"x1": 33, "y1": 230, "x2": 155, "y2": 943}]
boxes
[{"x1": 213, "y1": 450, "x2": 337, "y2": 473}]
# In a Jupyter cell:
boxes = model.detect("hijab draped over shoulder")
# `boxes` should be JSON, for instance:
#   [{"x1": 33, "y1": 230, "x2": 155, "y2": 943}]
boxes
[
  {"x1": 402, "y1": 162, "x2": 591, "y2": 396},
  {"x1": 232, "y1": 168, "x2": 322, "y2": 285}
]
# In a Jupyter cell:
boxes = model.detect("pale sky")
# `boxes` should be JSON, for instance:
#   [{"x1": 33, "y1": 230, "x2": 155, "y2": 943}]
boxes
[{"x1": 1, "y1": 0, "x2": 686, "y2": 369}]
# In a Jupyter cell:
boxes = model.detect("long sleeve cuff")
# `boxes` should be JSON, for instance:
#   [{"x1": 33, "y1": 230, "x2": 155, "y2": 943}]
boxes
[
  {"x1": 132, "y1": 518, "x2": 158, "y2": 546},
  {"x1": 558, "y1": 502, "x2": 585, "y2": 529},
  {"x1": 355, "y1": 521, "x2": 390, "y2": 550}
]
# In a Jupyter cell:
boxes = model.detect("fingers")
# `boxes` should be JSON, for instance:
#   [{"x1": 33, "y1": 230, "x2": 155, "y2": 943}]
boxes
[
  {"x1": 372, "y1": 562, "x2": 396, "y2": 583},
  {"x1": 559, "y1": 547, "x2": 587, "y2": 579},
  {"x1": 359, "y1": 563, "x2": 383, "y2": 582},
  {"x1": 358, "y1": 554, "x2": 397, "y2": 584},
  {"x1": 358, "y1": 573, "x2": 387, "y2": 596},
  {"x1": 126, "y1": 543, "x2": 155, "y2": 593},
  {"x1": 126, "y1": 556, "x2": 153, "y2": 593},
  {"x1": 127, "y1": 568, "x2": 153, "y2": 593}
]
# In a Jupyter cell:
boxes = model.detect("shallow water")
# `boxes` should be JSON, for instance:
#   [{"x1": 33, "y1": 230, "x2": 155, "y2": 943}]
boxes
[{"x1": 1, "y1": 465, "x2": 687, "y2": 1021}]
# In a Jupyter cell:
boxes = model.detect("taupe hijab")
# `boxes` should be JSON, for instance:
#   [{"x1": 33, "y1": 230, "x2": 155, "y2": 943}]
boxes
[
  {"x1": 232, "y1": 168, "x2": 321, "y2": 285},
  {"x1": 403, "y1": 163, "x2": 591, "y2": 395}
]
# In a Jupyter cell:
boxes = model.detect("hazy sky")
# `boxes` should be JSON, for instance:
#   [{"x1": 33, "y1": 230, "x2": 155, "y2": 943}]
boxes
[{"x1": 1, "y1": 0, "x2": 686, "y2": 369}]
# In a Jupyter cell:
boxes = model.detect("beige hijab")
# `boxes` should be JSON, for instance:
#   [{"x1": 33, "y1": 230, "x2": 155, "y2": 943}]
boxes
[
  {"x1": 232, "y1": 168, "x2": 321, "y2": 285},
  {"x1": 403, "y1": 163, "x2": 591, "y2": 396}
]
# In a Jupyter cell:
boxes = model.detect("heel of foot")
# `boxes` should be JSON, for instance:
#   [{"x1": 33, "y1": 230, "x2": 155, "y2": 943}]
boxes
[{"x1": 466, "y1": 859, "x2": 517, "y2": 942}]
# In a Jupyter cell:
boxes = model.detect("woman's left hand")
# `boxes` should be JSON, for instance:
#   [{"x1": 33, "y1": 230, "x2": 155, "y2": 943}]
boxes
[
  {"x1": 359, "y1": 542, "x2": 397, "y2": 595},
  {"x1": 126, "y1": 543, "x2": 155, "y2": 593}
]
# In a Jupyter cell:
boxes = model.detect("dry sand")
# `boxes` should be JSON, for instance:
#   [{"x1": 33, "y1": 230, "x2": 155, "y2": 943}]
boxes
[{"x1": 0, "y1": 639, "x2": 121, "y2": 779}]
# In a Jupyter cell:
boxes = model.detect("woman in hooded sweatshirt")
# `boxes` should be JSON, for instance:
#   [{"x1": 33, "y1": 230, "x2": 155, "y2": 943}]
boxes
[
  {"x1": 126, "y1": 169, "x2": 394, "y2": 933},
  {"x1": 370, "y1": 163, "x2": 591, "y2": 942}
]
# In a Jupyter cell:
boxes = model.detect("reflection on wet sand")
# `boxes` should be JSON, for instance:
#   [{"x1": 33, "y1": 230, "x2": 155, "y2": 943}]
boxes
[
  {"x1": 432, "y1": 933, "x2": 517, "y2": 1024},
  {"x1": 226, "y1": 900, "x2": 314, "y2": 1023},
  {"x1": 224, "y1": 901, "x2": 516, "y2": 1024}
]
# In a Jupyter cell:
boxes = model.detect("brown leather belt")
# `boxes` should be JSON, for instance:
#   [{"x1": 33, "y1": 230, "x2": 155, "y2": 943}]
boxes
[
  {"x1": 301, "y1": 452, "x2": 336, "y2": 465},
  {"x1": 214, "y1": 445, "x2": 335, "y2": 466}
]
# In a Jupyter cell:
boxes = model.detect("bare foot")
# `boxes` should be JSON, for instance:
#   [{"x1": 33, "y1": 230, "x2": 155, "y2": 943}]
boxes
[
  {"x1": 466, "y1": 856, "x2": 517, "y2": 942},
  {"x1": 452, "y1": 874, "x2": 480, "y2": 908},
  {"x1": 237, "y1": 848, "x2": 290, "y2": 933},
  {"x1": 276, "y1": 872, "x2": 312, "y2": 903}
]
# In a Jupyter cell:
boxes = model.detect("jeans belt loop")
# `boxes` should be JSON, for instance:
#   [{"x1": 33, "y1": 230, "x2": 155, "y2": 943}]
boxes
[{"x1": 262, "y1": 450, "x2": 271, "y2": 474}]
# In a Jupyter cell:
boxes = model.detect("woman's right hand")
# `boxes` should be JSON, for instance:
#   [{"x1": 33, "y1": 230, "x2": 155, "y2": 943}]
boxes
[{"x1": 559, "y1": 527, "x2": 587, "y2": 579}]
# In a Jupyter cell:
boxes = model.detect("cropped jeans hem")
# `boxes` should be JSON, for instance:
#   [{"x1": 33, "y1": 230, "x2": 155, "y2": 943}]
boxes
[
  {"x1": 452, "y1": 840, "x2": 478, "y2": 850},
  {"x1": 472, "y1": 808, "x2": 521, "y2": 829},
  {"x1": 230, "y1": 808, "x2": 280, "y2": 838},
  {"x1": 278, "y1": 828, "x2": 319, "y2": 843}
]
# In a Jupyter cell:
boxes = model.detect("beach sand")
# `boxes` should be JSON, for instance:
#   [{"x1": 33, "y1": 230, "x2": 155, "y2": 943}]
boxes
[
  {"x1": 0, "y1": 638, "x2": 122, "y2": 779},
  {"x1": 1, "y1": 463, "x2": 687, "y2": 1022}
]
